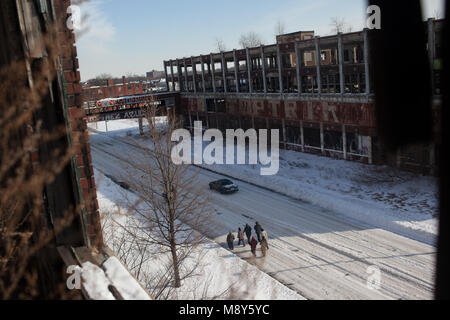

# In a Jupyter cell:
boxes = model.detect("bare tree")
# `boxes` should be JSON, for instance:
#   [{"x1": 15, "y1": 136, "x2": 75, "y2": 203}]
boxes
[
  {"x1": 329, "y1": 17, "x2": 348, "y2": 34},
  {"x1": 275, "y1": 19, "x2": 286, "y2": 36},
  {"x1": 215, "y1": 37, "x2": 227, "y2": 52},
  {"x1": 121, "y1": 104, "x2": 210, "y2": 289},
  {"x1": 95, "y1": 73, "x2": 113, "y2": 80},
  {"x1": 239, "y1": 32, "x2": 263, "y2": 49}
]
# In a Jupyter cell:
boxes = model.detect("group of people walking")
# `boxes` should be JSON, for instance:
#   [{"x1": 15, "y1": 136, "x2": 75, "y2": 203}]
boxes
[{"x1": 226, "y1": 221, "x2": 269, "y2": 257}]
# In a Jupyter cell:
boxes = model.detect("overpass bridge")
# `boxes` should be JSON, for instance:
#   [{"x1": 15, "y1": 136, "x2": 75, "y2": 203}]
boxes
[{"x1": 85, "y1": 91, "x2": 179, "y2": 123}]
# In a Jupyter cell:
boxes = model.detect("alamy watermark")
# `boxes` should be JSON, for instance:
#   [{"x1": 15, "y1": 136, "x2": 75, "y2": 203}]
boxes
[
  {"x1": 367, "y1": 5, "x2": 381, "y2": 30},
  {"x1": 66, "y1": 5, "x2": 82, "y2": 31},
  {"x1": 366, "y1": 265, "x2": 381, "y2": 290},
  {"x1": 66, "y1": 265, "x2": 82, "y2": 290},
  {"x1": 171, "y1": 121, "x2": 280, "y2": 176}
]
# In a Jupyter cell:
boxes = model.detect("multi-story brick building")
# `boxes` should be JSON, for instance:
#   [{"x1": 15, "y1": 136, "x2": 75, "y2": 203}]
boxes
[{"x1": 83, "y1": 76, "x2": 144, "y2": 103}]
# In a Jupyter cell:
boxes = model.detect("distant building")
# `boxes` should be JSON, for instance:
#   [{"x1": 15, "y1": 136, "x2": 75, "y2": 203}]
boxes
[
  {"x1": 146, "y1": 70, "x2": 165, "y2": 80},
  {"x1": 83, "y1": 76, "x2": 144, "y2": 103}
]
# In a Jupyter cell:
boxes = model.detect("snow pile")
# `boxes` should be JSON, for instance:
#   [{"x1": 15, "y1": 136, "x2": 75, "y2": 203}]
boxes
[
  {"x1": 78, "y1": 258, "x2": 151, "y2": 300},
  {"x1": 103, "y1": 256, "x2": 151, "y2": 300},
  {"x1": 79, "y1": 262, "x2": 115, "y2": 300}
]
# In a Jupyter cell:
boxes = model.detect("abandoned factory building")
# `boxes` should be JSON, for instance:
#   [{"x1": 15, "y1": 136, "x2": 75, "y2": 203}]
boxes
[{"x1": 163, "y1": 20, "x2": 443, "y2": 175}]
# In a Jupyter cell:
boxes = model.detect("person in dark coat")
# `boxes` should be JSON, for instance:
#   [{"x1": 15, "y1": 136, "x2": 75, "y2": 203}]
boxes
[
  {"x1": 250, "y1": 237, "x2": 258, "y2": 256},
  {"x1": 244, "y1": 224, "x2": 252, "y2": 244},
  {"x1": 237, "y1": 228, "x2": 245, "y2": 247},
  {"x1": 226, "y1": 231, "x2": 235, "y2": 250},
  {"x1": 254, "y1": 222, "x2": 263, "y2": 242}
]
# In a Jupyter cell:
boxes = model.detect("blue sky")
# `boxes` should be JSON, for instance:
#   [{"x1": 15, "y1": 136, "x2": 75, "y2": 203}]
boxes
[{"x1": 76, "y1": 0, "x2": 445, "y2": 80}]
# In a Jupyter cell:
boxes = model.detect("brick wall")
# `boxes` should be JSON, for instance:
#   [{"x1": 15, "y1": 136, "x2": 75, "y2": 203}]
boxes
[{"x1": 55, "y1": 0, "x2": 102, "y2": 247}]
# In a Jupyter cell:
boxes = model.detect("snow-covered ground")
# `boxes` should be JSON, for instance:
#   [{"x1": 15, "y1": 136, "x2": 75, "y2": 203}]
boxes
[
  {"x1": 95, "y1": 166, "x2": 304, "y2": 300},
  {"x1": 89, "y1": 119, "x2": 438, "y2": 245}
]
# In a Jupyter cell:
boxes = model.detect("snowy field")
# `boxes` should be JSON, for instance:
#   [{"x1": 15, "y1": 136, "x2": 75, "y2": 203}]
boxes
[
  {"x1": 89, "y1": 119, "x2": 438, "y2": 245},
  {"x1": 88, "y1": 119, "x2": 437, "y2": 299}
]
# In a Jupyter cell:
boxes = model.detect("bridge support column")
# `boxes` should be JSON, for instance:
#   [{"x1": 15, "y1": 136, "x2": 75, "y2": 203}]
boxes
[{"x1": 139, "y1": 117, "x2": 144, "y2": 135}]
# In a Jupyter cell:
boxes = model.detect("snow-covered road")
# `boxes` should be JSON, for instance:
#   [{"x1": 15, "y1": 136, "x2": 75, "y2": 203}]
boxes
[{"x1": 89, "y1": 131, "x2": 436, "y2": 300}]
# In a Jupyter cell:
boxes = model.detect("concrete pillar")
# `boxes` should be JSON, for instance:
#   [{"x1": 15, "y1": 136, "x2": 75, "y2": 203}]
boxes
[
  {"x1": 342, "y1": 124, "x2": 347, "y2": 160},
  {"x1": 200, "y1": 55, "x2": 206, "y2": 93},
  {"x1": 246, "y1": 48, "x2": 253, "y2": 93},
  {"x1": 320, "y1": 122, "x2": 324, "y2": 154},
  {"x1": 338, "y1": 33, "x2": 344, "y2": 94},
  {"x1": 277, "y1": 44, "x2": 283, "y2": 94},
  {"x1": 295, "y1": 41, "x2": 302, "y2": 96},
  {"x1": 170, "y1": 60, "x2": 175, "y2": 92},
  {"x1": 163, "y1": 61, "x2": 170, "y2": 92},
  {"x1": 211, "y1": 53, "x2": 216, "y2": 93},
  {"x1": 176, "y1": 60, "x2": 183, "y2": 92},
  {"x1": 233, "y1": 50, "x2": 240, "y2": 93},
  {"x1": 300, "y1": 120, "x2": 305, "y2": 152},
  {"x1": 191, "y1": 57, "x2": 197, "y2": 93},
  {"x1": 261, "y1": 45, "x2": 267, "y2": 94},
  {"x1": 221, "y1": 52, "x2": 227, "y2": 93},
  {"x1": 183, "y1": 58, "x2": 189, "y2": 92},
  {"x1": 363, "y1": 29, "x2": 370, "y2": 94},
  {"x1": 315, "y1": 37, "x2": 322, "y2": 95},
  {"x1": 428, "y1": 18, "x2": 436, "y2": 94},
  {"x1": 138, "y1": 117, "x2": 144, "y2": 135}
]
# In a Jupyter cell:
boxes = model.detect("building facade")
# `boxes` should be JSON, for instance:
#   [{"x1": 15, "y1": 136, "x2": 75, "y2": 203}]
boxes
[
  {"x1": 164, "y1": 21, "x2": 443, "y2": 174},
  {"x1": 83, "y1": 76, "x2": 144, "y2": 103}
]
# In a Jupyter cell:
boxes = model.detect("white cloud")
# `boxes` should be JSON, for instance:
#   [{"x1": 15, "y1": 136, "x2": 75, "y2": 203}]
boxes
[{"x1": 75, "y1": 0, "x2": 117, "y2": 80}]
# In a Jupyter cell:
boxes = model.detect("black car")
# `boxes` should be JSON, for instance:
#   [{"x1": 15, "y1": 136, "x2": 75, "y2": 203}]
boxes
[{"x1": 209, "y1": 179, "x2": 239, "y2": 194}]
